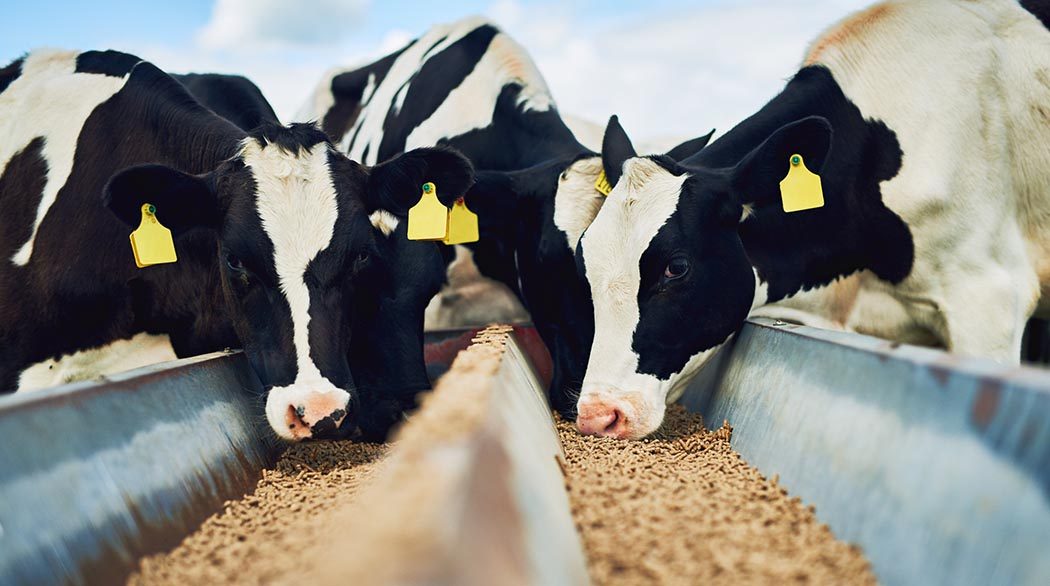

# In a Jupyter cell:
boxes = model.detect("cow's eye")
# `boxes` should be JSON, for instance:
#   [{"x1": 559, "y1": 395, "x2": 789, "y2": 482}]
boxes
[
  {"x1": 357, "y1": 251, "x2": 369, "y2": 263},
  {"x1": 226, "y1": 254, "x2": 245, "y2": 272},
  {"x1": 664, "y1": 257, "x2": 689, "y2": 280},
  {"x1": 559, "y1": 171, "x2": 569, "y2": 181}
]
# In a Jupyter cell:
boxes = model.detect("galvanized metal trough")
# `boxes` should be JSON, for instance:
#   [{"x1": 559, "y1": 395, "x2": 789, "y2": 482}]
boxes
[
  {"x1": 680, "y1": 317, "x2": 1050, "y2": 586},
  {"x1": 2, "y1": 317, "x2": 1048, "y2": 586}
]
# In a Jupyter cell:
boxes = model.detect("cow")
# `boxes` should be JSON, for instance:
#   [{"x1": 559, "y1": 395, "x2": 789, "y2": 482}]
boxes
[
  {"x1": 0, "y1": 49, "x2": 474, "y2": 443},
  {"x1": 301, "y1": 17, "x2": 712, "y2": 415},
  {"x1": 172, "y1": 73, "x2": 279, "y2": 131},
  {"x1": 575, "y1": 0, "x2": 1050, "y2": 439}
]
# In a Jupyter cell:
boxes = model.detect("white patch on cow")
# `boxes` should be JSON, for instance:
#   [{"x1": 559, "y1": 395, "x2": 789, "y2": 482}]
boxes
[
  {"x1": 404, "y1": 31, "x2": 553, "y2": 151},
  {"x1": 338, "y1": 17, "x2": 552, "y2": 164},
  {"x1": 368, "y1": 209, "x2": 400, "y2": 237},
  {"x1": 553, "y1": 156, "x2": 605, "y2": 251},
  {"x1": 17, "y1": 332, "x2": 176, "y2": 392},
  {"x1": 240, "y1": 138, "x2": 351, "y2": 440},
  {"x1": 800, "y1": 0, "x2": 1050, "y2": 360},
  {"x1": 0, "y1": 49, "x2": 133, "y2": 266},
  {"x1": 577, "y1": 158, "x2": 689, "y2": 438}
]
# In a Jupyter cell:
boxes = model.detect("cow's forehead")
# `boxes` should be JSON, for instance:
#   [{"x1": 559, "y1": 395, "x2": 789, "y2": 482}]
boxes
[
  {"x1": 583, "y1": 157, "x2": 688, "y2": 277},
  {"x1": 238, "y1": 139, "x2": 343, "y2": 265}
]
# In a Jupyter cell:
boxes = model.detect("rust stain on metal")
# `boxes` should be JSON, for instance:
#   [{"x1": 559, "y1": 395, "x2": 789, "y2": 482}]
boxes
[{"x1": 971, "y1": 379, "x2": 1002, "y2": 430}]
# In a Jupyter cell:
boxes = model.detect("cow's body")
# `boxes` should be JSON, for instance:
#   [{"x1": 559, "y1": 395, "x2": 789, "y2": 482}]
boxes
[
  {"x1": 0, "y1": 49, "x2": 474, "y2": 441},
  {"x1": 301, "y1": 18, "x2": 596, "y2": 414},
  {"x1": 302, "y1": 18, "x2": 712, "y2": 414},
  {"x1": 576, "y1": 0, "x2": 1050, "y2": 438},
  {"x1": 173, "y1": 73, "x2": 279, "y2": 131}
]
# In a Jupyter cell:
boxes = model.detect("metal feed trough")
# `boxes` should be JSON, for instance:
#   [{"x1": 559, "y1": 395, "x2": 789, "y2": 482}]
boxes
[{"x1": 0, "y1": 322, "x2": 1048, "y2": 585}]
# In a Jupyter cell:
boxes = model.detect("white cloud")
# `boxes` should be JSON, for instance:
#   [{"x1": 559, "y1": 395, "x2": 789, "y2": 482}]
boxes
[
  {"x1": 487, "y1": 0, "x2": 871, "y2": 143},
  {"x1": 197, "y1": 0, "x2": 370, "y2": 51},
  {"x1": 119, "y1": 0, "x2": 875, "y2": 146}
]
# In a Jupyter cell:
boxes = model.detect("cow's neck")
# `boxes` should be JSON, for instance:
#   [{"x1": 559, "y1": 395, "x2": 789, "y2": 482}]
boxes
[{"x1": 698, "y1": 65, "x2": 913, "y2": 306}]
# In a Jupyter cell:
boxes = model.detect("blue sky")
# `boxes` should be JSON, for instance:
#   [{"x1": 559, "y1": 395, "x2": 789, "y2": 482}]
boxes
[{"x1": 1, "y1": 0, "x2": 870, "y2": 141}]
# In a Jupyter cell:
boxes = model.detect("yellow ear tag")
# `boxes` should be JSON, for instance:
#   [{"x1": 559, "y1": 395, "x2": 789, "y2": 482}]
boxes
[
  {"x1": 594, "y1": 169, "x2": 613, "y2": 197},
  {"x1": 129, "y1": 203, "x2": 177, "y2": 268},
  {"x1": 780, "y1": 154, "x2": 824, "y2": 213},
  {"x1": 443, "y1": 197, "x2": 479, "y2": 245},
  {"x1": 407, "y1": 182, "x2": 449, "y2": 241}
]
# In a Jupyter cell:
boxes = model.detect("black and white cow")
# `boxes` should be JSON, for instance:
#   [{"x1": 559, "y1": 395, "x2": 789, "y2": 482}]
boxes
[
  {"x1": 301, "y1": 17, "x2": 711, "y2": 415},
  {"x1": 0, "y1": 49, "x2": 474, "y2": 442},
  {"x1": 576, "y1": 0, "x2": 1050, "y2": 438},
  {"x1": 173, "y1": 73, "x2": 279, "y2": 131}
]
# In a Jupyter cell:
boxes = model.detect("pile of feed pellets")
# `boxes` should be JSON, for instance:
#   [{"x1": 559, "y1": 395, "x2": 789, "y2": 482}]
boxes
[{"x1": 132, "y1": 407, "x2": 873, "y2": 585}]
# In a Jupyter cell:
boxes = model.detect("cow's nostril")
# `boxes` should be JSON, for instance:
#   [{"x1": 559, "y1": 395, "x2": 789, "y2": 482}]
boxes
[
  {"x1": 604, "y1": 409, "x2": 624, "y2": 434},
  {"x1": 285, "y1": 405, "x2": 311, "y2": 439}
]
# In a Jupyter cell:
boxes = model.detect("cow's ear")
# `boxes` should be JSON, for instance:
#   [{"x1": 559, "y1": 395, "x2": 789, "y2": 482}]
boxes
[
  {"x1": 104, "y1": 164, "x2": 219, "y2": 234},
  {"x1": 367, "y1": 147, "x2": 475, "y2": 214},
  {"x1": 664, "y1": 129, "x2": 715, "y2": 162},
  {"x1": 730, "y1": 116, "x2": 832, "y2": 206},
  {"x1": 601, "y1": 115, "x2": 637, "y2": 186}
]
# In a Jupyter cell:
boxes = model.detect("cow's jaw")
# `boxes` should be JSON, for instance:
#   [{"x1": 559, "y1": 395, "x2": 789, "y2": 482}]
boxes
[{"x1": 244, "y1": 139, "x2": 351, "y2": 441}]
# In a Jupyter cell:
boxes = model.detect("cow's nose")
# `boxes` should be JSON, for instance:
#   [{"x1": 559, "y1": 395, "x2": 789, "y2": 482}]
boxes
[
  {"x1": 283, "y1": 394, "x2": 348, "y2": 440},
  {"x1": 576, "y1": 400, "x2": 629, "y2": 438}
]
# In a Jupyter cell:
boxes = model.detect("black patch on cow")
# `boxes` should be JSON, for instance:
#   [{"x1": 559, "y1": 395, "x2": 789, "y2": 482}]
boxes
[
  {"x1": 174, "y1": 73, "x2": 279, "y2": 131},
  {"x1": 0, "y1": 56, "x2": 23, "y2": 95},
  {"x1": 323, "y1": 43, "x2": 410, "y2": 142},
  {"x1": 75, "y1": 50, "x2": 140, "y2": 77},
  {"x1": 249, "y1": 121, "x2": 330, "y2": 155},
  {"x1": 0, "y1": 137, "x2": 47, "y2": 261},
  {"x1": 1022, "y1": 0, "x2": 1050, "y2": 30},
  {"x1": 623, "y1": 65, "x2": 913, "y2": 380},
  {"x1": 373, "y1": 24, "x2": 500, "y2": 158},
  {"x1": 690, "y1": 66, "x2": 912, "y2": 300}
]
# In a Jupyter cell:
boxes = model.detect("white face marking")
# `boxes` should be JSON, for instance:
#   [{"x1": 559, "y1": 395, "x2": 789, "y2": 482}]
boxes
[
  {"x1": 578, "y1": 158, "x2": 688, "y2": 436},
  {"x1": 336, "y1": 18, "x2": 552, "y2": 163},
  {"x1": 0, "y1": 50, "x2": 133, "y2": 266},
  {"x1": 17, "y1": 333, "x2": 176, "y2": 392},
  {"x1": 578, "y1": 159, "x2": 772, "y2": 437},
  {"x1": 240, "y1": 139, "x2": 351, "y2": 440},
  {"x1": 368, "y1": 209, "x2": 400, "y2": 237},
  {"x1": 552, "y1": 156, "x2": 606, "y2": 251}
]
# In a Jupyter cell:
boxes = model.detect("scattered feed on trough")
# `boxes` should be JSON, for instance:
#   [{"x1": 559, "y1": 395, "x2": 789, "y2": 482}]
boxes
[
  {"x1": 130, "y1": 441, "x2": 386, "y2": 585},
  {"x1": 130, "y1": 327, "x2": 873, "y2": 585},
  {"x1": 559, "y1": 406, "x2": 877, "y2": 585}
]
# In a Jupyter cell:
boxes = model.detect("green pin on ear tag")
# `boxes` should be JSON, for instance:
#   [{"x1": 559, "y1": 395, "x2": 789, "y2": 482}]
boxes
[
  {"x1": 443, "y1": 197, "x2": 479, "y2": 245},
  {"x1": 594, "y1": 169, "x2": 613, "y2": 197},
  {"x1": 407, "y1": 182, "x2": 449, "y2": 241},
  {"x1": 129, "y1": 203, "x2": 177, "y2": 268},
  {"x1": 780, "y1": 154, "x2": 824, "y2": 213}
]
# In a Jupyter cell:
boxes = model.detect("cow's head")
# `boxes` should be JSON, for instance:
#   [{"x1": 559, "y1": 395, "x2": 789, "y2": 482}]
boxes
[
  {"x1": 576, "y1": 116, "x2": 834, "y2": 439},
  {"x1": 465, "y1": 116, "x2": 712, "y2": 416},
  {"x1": 104, "y1": 123, "x2": 473, "y2": 441},
  {"x1": 346, "y1": 207, "x2": 454, "y2": 441}
]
